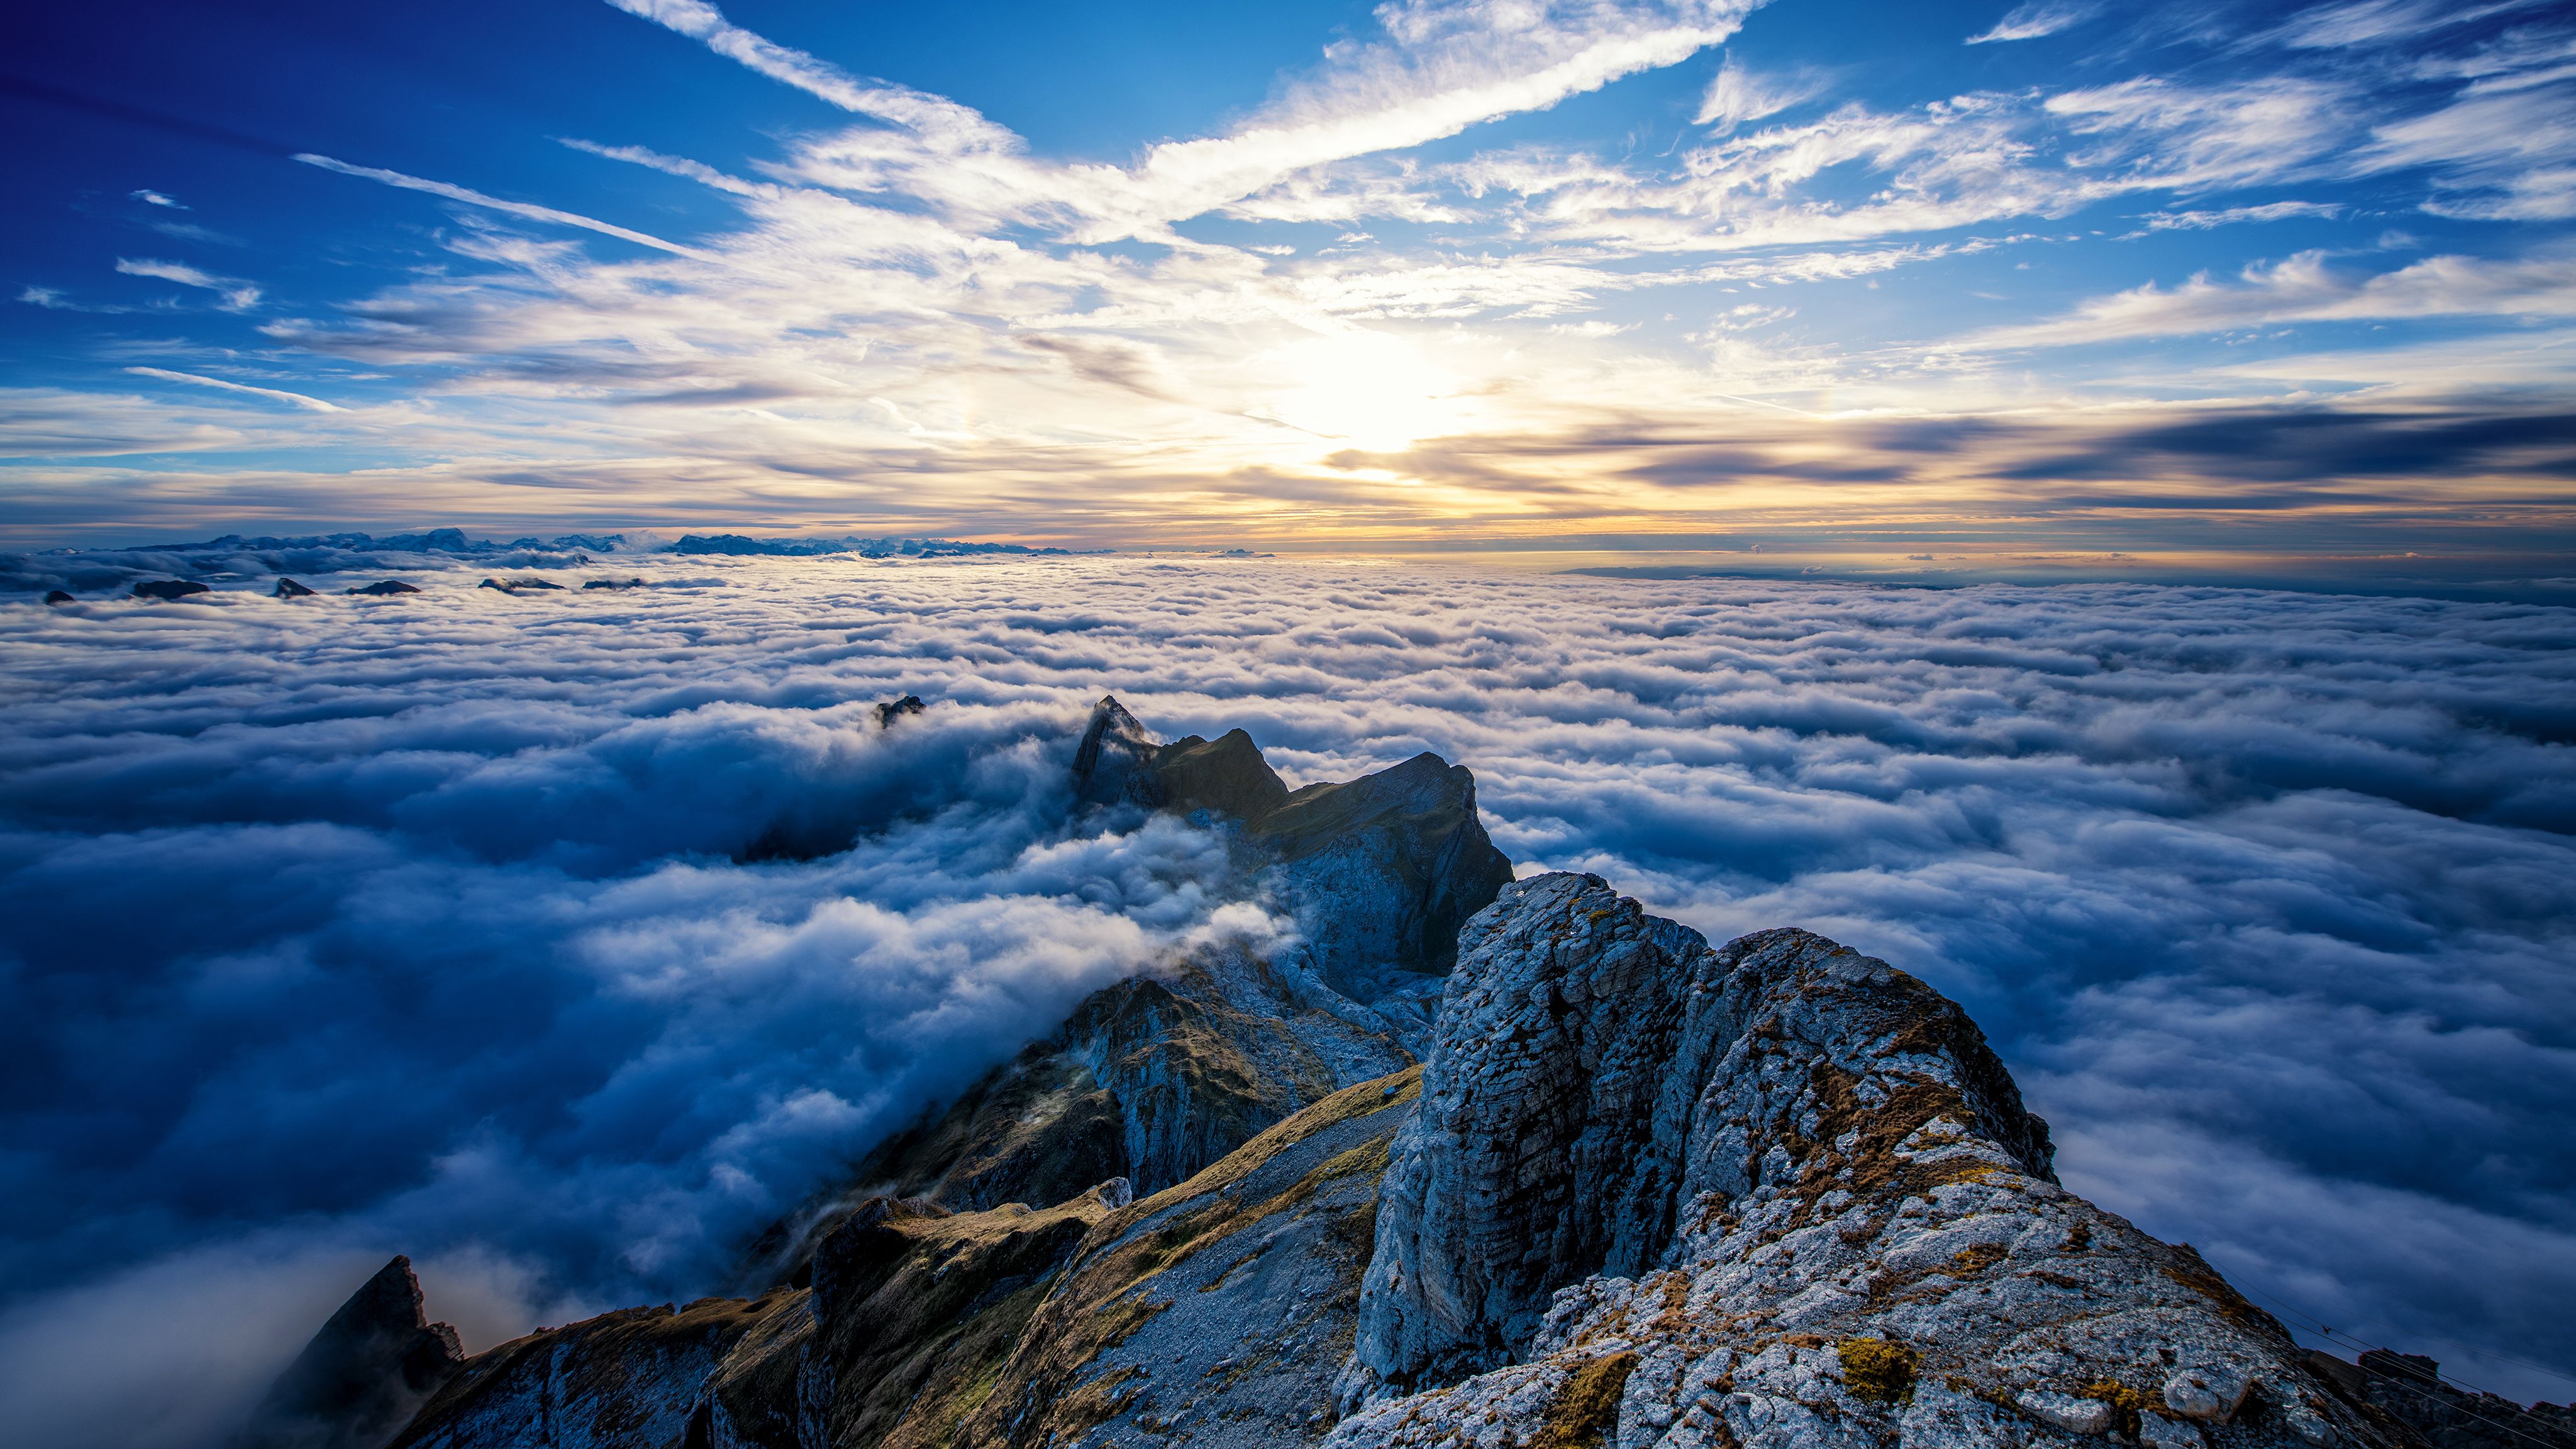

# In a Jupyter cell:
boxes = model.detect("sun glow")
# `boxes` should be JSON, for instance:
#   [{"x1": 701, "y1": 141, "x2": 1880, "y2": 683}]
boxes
[{"x1": 1255, "y1": 330, "x2": 1469, "y2": 451}]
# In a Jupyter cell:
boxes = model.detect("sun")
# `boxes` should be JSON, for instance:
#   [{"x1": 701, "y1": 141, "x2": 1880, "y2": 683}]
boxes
[{"x1": 1258, "y1": 330, "x2": 1468, "y2": 451}]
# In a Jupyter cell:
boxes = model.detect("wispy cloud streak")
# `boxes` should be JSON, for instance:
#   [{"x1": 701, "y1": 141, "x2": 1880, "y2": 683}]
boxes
[
  {"x1": 113, "y1": 258, "x2": 260, "y2": 310},
  {"x1": 292, "y1": 153, "x2": 711, "y2": 257},
  {"x1": 121, "y1": 367, "x2": 342, "y2": 413},
  {"x1": 1965, "y1": 250, "x2": 2576, "y2": 346},
  {"x1": 1966, "y1": 0, "x2": 2099, "y2": 43}
]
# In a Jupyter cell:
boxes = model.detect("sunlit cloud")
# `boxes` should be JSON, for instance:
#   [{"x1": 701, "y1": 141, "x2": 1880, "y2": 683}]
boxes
[{"x1": 1693, "y1": 52, "x2": 1829, "y2": 131}]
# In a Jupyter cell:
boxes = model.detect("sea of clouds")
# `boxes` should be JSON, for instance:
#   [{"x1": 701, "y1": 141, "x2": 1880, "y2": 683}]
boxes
[{"x1": 2, "y1": 553, "x2": 2571, "y2": 1445}]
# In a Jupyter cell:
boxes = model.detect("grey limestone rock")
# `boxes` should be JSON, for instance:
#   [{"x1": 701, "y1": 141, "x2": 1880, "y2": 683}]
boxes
[
  {"x1": 1070, "y1": 695, "x2": 1514, "y2": 1006},
  {"x1": 1331, "y1": 872, "x2": 2401, "y2": 1449},
  {"x1": 955, "y1": 1070, "x2": 1428, "y2": 1449},
  {"x1": 1252, "y1": 750, "x2": 1514, "y2": 1002}
]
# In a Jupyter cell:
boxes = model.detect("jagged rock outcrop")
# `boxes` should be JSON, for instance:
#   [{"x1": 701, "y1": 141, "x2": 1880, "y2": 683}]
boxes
[
  {"x1": 756, "y1": 697, "x2": 1509, "y2": 1267},
  {"x1": 1332, "y1": 872, "x2": 2396, "y2": 1449},
  {"x1": 1253, "y1": 749, "x2": 1514, "y2": 1004},
  {"x1": 1070, "y1": 695, "x2": 1167, "y2": 811},
  {"x1": 234, "y1": 1257, "x2": 464, "y2": 1449},
  {"x1": 1074, "y1": 695, "x2": 1513, "y2": 1003},
  {"x1": 2307, "y1": 1352, "x2": 2576, "y2": 1449},
  {"x1": 248, "y1": 739, "x2": 2512, "y2": 1449},
  {"x1": 393, "y1": 1294, "x2": 794, "y2": 1449}
]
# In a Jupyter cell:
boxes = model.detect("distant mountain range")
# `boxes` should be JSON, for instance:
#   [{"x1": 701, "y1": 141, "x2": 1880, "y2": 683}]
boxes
[
  {"x1": 77, "y1": 529, "x2": 1081, "y2": 558},
  {"x1": 232, "y1": 700, "x2": 2574, "y2": 1449},
  {"x1": 1, "y1": 530, "x2": 1097, "y2": 593}
]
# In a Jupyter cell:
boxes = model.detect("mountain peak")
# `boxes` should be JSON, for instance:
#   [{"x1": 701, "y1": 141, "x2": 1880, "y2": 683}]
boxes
[
  {"x1": 1070, "y1": 694, "x2": 1164, "y2": 810},
  {"x1": 231, "y1": 1256, "x2": 461, "y2": 1449}
]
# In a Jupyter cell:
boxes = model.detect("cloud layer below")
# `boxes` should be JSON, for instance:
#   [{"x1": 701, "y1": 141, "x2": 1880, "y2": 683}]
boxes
[{"x1": 2, "y1": 555, "x2": 2572, "y2": 1444}]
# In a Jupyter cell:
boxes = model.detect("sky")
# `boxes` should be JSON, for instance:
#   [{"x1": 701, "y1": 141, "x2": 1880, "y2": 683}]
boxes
[
  {"x1": 4, "y1": 0, "x2": 2575, "y2": 579},
  {"x1": 2, "y1": 554, "x2": 2573, "y2": 1447},
  {"x1": 4, "y1": 7, "x2": 2576, "y2": 1443}
]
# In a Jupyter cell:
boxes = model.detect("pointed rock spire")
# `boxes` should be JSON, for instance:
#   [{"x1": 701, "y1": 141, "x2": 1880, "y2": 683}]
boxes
[
  {"x1": 231, "y1": 1255, "x2": 462, "y2": 1449},
  {"x1": 1070, "y1": 694, "x2": 1166, "y2": 810}
]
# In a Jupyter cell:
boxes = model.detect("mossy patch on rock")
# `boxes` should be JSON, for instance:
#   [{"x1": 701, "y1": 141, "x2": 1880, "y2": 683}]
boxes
[
  {"x1": 1535, "y1": 1352, "x2": 1640, "y2": 1449},
  {"x1": 1838, "y1": 1337, "x2": 1919, "y2": 1405},
  {"x1": 2086, "y1": 1379, "x2": 2155, "y2": 1439}
]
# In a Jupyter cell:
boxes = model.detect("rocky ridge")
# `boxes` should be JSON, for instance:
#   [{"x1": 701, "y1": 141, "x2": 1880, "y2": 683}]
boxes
[
  {"x1": 2307, "y1": 1353, "x2": 2576, "y2": 1449},
  {"x1": 734, "y1": 696, "x2": 1511, "y2": 1287},
  {"x1": 239, "y1": 702, "x2": 2562, "y2": 1449}
]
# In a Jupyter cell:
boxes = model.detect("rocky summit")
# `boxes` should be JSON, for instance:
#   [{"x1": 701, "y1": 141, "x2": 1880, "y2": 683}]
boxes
[{"x1": 238, "y1": 700, "x2": 2562, "y2": 1449}]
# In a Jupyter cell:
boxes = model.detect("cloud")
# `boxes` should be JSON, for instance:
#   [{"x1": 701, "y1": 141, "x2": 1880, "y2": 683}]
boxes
[
  {"x1": 2262, "y1": 0, "x2": 2549, "y2": 51},
  {"x1": 1963, "y1": 249, "x2": 2576, "y2": 347},
  {"x1": 1965, "y1": 0, "x2": 2099, "y2": 44},
  {"x1": 1693, "y1": 53, "x2": 1827, "y2": 132},
  {"x1": 0, "y1": 635, "x2": 1287, "y2": 1445},
  {"x1": 114, "y1": 258, "x2": 260, "y2": 311},
  {"x1": 123, "y1": 367, "x2": 343, "y2": 413},
  {"x1": 1, "y1": 558, "x2": 2572, "y2": 1444},
  {"x1": 606, "y1": 0, "x2": 1760, "y2": 243},
  {"x1": 2358, "y1": 84, "x2": 2576, "y2": 219},
  {"x1": 1460, "y1": 71, "x2": 2360, "y2": 256},
  {"x1": 601, "y1": 0, "x2": 1001, "y2": 137},
  {"x1": 130, "y1": 189, "x2": 186, "y2": 209},
  {"x1": 292, "y1": 154, "x2": 710, "y2": 257},
  {"x1": 2129, "y1": 200, "x2": 2343, "y2": 231}
]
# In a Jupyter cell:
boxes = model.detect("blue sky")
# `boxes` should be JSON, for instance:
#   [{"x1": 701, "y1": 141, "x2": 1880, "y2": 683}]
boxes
[{"x1": 6, "y1": 0, "x2": 2575, "y2": 567}]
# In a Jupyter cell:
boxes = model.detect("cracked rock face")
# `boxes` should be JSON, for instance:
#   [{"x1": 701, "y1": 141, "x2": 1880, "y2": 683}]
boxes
[{"x1": 1335, "y1": 872, "x2": 2398, "y2": 1449}]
